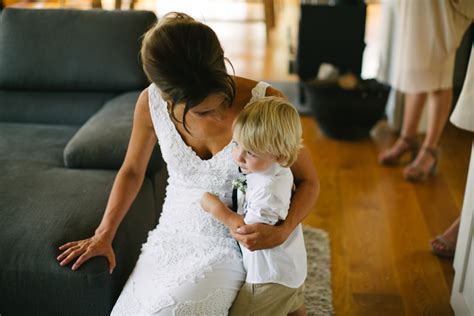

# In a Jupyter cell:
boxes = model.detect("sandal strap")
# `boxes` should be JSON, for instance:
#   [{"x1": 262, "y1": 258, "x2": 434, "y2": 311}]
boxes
[
  {"x1": 431, "y1": 235, "x2": 456, "y2": 258},
  {"x1": 400, "y1": 135, "x2": 419, "y2": 148},
  {"x1": 421, "y1": 146, "x2": 439, "y2": 159},
  {"x1": 435, "y1": 235, "x2": 456, "y2": 251},
  {"x1": 404, "y1": 145, "x2": 439, "y2": 181}
]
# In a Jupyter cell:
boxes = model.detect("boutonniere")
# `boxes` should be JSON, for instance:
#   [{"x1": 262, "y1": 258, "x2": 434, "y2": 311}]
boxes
[{"x1": 232, "y1": 174, "x2": 247, "y2": 194}]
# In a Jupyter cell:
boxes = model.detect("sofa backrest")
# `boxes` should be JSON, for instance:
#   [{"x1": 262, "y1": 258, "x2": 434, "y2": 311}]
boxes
[
  {"x1": 0, "y1": 8, "x2": 156, "y2": 92},
  {"x1": 0, "y1": 8, "x2": 156, "y2": 125},
  {"x1": 0, "y1": 90, "x2": 117, "y2": 125}
]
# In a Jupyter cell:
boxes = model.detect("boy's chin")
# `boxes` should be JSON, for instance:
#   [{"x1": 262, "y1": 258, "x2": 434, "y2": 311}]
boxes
[{"x1": 239, "y1": 167, "x2": 250, "y2": 174}]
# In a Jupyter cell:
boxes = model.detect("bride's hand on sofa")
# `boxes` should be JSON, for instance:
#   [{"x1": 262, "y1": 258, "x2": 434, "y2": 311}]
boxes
[{"x1": 57, "y1": 235, "x2": 116, "y2": 274}]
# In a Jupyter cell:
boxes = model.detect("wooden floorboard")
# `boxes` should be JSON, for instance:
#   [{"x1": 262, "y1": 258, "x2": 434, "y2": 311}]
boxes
[{"x1": 302, "y1": 117, "x2": 471, "y2": 315}]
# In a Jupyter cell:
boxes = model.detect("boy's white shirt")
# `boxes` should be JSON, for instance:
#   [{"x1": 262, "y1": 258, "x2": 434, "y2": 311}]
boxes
[{"x1": 237, "y1": 163, "x2": 307, "y2": 288}]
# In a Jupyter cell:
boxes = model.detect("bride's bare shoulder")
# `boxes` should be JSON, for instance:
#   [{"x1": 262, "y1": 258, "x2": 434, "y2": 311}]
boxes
[
  {"x1": 134, "y1": 88, "x2": 154, "y2": 129},
  {"x1": 135, "y1": 88, "x2": 150, "y2": 113},
  {"x1": 234, "y1": 76, "x2": 257, "y2": 91},
  {"x1": 230, "y1": 77, "x2": 250, "y2": 109}
]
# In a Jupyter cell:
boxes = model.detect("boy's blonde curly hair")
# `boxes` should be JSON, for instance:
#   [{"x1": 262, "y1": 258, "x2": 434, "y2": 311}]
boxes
[{"x1": 233, "y1": 96, "x2": 302, "y2": 168}]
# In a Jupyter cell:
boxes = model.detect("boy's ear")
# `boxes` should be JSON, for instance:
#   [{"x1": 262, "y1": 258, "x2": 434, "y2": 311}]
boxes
[{"x1": 276, "y1": 155, "x2": 287, "y2": 164}]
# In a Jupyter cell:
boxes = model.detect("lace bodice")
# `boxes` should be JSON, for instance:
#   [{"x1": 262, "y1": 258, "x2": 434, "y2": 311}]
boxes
[
  {"x1": 144, "y1": 81, "x2": 270, "y2": 282},
  {"x1": 147, "y1": 82, "x2": 270, "y2": 234}
]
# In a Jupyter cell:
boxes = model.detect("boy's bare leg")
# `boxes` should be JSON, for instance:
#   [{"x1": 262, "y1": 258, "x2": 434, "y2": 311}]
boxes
[{"x1": 288, "y1": 304, "x2": 307, "y2": 316}]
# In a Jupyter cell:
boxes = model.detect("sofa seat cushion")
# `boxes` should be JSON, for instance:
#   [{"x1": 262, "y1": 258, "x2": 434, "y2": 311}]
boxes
[
  {"x1": 63, "y1": 91, "x2": 163, "y2": 174},
  {"x1": 0, "y1": 123, "x2": 158, "y2": 315},
  {"x1": 0, "y1": 122, "x2": 78, "y2": 166}
]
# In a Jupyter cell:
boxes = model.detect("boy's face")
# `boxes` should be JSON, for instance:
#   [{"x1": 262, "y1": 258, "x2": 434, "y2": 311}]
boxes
[{"x1": 232, "y1": 140, "x2": 277, "y2": 174}]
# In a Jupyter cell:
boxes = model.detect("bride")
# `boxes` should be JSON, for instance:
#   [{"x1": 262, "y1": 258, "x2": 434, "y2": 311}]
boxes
[{"x1": 57, "y1": 12, "x2": 319, "y2": 315}]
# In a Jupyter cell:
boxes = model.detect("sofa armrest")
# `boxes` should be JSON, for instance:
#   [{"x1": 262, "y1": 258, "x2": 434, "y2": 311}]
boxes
[{"x1": 64, "y1": 91, "x2": 163, "y2": 175}]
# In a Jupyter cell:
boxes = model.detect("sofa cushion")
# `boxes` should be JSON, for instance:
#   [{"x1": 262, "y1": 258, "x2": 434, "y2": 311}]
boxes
[
  {"x1": 0, "y1": 122, "x2": 159, "y2": 315},
  {"x1": 63, "y1": 91, "x2": 163, "y2": 174},
  {"x1": 0, "y1": 8, "x2": 156, "y2": 92},
  {"x1": 0, "y1": 122, "x2": 78, "y2": 165},
  {"x1": 0, "y1": 163, "x2": 157, "y2": 315}
]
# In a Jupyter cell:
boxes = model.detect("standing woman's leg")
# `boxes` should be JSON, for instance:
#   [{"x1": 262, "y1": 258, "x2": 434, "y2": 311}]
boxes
[
  {"x1": 379, "y1": 92, "x2": 427, "y2": 165},
  {"x1": 430, "y1": 216, "x2": 460, "y2": 258},
  {"x1": 401, "y1": 92, "x2": 429, "y2": 138},
  {"x1": 423, "y1": 88, "x2": 453, "y2": 148},
  {"x1": 404, "y1": 88, "x2": 453, "y2": 181}
]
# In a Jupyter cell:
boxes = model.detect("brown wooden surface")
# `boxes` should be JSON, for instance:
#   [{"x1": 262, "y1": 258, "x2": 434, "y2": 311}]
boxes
[
  {"x1": 303, "y1": 116, "x2": 471, "y2": 315},
  {"x1": 5, "y1": 0, "x2": 472, "y2": 314}
]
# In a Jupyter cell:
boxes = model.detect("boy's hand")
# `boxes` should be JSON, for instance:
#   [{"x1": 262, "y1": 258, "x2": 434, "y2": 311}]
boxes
[
  {"x1": 200, "y1": 192, "x2": 222, "y2": 214},
  {"x1": 201, "y1": 192, "x2": 246, "y2": 232}
]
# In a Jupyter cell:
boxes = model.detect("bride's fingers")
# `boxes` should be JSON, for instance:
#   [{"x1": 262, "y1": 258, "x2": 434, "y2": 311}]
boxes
[
  {"x1": 58, "y1": 241, "x2": 79, "y2": 251},
  {"x1": 59, "y1": 247, "x2": 86, "y2": 267},
  {"x1": 234, "y1": 224, "x2": 256, "y2": 234},
  {"x1": 57, "y1": 245, "x2": 81, "y2": 261},
  {"x1": 71, "y1": 251, "x2": 93, "y2": 271}
]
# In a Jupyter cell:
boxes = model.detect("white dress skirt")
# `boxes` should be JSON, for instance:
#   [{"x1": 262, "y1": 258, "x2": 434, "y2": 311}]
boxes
[
  {"x1": 110, "y1": 82, "x2": 272, "y2": 315},
  {"x1": 376, "y1": 0, "x2": 471, "y2": 93}
]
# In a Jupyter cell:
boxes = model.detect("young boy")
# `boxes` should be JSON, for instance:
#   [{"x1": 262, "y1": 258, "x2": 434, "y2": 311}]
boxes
[{"x1": 201, "y1": 96, "x2": 307, "y2": 316}]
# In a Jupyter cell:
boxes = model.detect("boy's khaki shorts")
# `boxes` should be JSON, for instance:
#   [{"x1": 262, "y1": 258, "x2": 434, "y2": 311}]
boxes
[{"x1": 229, "y1": 282, "x2": 305, "y2": 316}]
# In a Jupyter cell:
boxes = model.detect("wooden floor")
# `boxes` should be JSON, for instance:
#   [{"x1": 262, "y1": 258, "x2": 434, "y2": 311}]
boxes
[
  {"x1": 6, "y1": 0, "x2": 473, "y2": 314},
  {"x1": 302, "y1": 117, "x2": 471, "y2": 315}
]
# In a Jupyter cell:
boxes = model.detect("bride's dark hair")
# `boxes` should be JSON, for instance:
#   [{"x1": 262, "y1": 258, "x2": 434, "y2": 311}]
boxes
[{"x1": 141, "y1": 12, "x2": 236, "y2": 132}]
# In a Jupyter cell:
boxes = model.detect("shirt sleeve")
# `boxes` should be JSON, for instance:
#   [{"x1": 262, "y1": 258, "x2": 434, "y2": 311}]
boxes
[{"x1": 243, "y1": 187, "x2": 289, "y2": 225}]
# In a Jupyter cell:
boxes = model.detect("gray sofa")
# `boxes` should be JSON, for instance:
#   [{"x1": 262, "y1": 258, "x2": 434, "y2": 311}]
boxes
[{"x1": 0, "y1": 8, "x2": 167, "y2": 315}]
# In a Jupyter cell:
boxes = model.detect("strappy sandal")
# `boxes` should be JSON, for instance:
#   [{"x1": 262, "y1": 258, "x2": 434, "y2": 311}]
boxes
[
  {"x1": 430, "y1": 235, "x2": 455, "y2": 259},
  {"x1": 404, "y1": 146, "x2": 439, "y2": 182},
  {"x1": 378, "y1": 135, "x2": 419, "y2": 166}
]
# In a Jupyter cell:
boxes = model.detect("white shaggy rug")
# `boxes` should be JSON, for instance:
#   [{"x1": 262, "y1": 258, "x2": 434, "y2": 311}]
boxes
[{"x1": 303, "y1": 226, "x2": 333, "y2": 316}]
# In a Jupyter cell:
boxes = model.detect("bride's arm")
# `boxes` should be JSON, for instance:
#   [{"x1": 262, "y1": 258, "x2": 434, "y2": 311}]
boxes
[
  {"x1": 93, "y1": 89, "x2": 157, "y2": 241},
  {"x1": 232, "y1": 147, "x2": 319, "y2": 251},
  {"x1": 57, "y1": 89, "x2": 158, "y2": 272}
]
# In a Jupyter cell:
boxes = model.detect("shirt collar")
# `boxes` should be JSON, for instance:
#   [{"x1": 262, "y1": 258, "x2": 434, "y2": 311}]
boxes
[{"x1": 246, "y1": 162, "x2": 282, "y2": 181}]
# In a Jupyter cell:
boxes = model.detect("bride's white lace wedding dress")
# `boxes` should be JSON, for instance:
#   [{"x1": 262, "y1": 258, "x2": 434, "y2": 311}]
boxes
[{"x1": 111, "y1": 81, "x2": 271, "y2": 315}]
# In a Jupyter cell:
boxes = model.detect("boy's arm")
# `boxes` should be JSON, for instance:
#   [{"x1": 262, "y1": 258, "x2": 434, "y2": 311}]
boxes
[
  {"x1": 200, "y1": 192, "x2": 245, "y2": 232},
  {"x1": 232, "y1": 148, "x2": 319, "y2": 251}
]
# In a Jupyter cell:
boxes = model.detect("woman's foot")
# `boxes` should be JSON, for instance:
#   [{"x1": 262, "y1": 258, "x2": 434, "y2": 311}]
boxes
[
  {"x1": 430, "y1": 218, "x2": 460, "y2": 259},
  {"x1": 403, "y1": 146, "x2": 438, "y2": 182},
  {"x1": 430, "y1": 236, "x2": 456, "y2": 259},
  {"x1": 378, "y1": 136, "x2": 419, "y2": 166}
]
